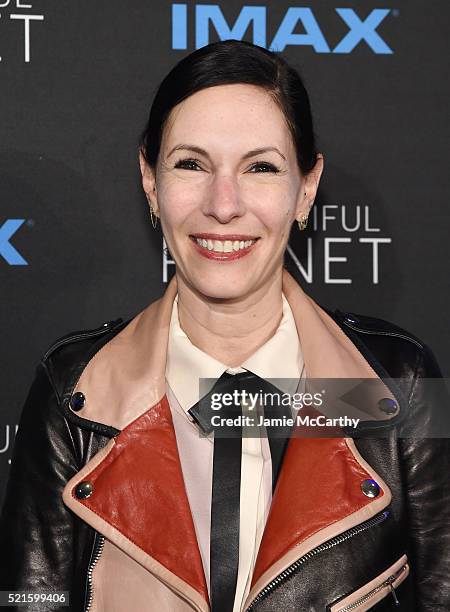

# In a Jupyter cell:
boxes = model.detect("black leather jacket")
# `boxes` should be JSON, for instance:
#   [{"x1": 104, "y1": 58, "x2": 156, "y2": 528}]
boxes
[{"x1": 0, "y1": 307, "x2": 449, "y2": 612}]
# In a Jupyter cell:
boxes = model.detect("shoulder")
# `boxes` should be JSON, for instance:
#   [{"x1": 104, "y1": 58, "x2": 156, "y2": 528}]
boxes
[
  {"x1": 324, "y1": 307, "x2": 441, "y2": 380},
  {"x1": 331, "y1": 309, "x2": 424, "y2": 349},
  {"x1": 40, "y1": 317, "x2": 129, "y2": 401},
  {"x1": 42, "y1": 318, "x2": 126, "y2": 362},
  {"x1": 329, "y1": 309, "x2": 450, "y2": 435}
]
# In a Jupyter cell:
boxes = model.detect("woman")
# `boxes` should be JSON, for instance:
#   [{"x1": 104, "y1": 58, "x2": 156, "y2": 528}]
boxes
[{"x1": 1, "y1": 40, "x2": 449, "y2": 612}]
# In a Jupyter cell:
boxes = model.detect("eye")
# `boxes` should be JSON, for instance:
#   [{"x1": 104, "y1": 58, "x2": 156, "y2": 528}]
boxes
[
  {"x1": 248, "y1": 161, "x2": 280, "y2": 173},
  {"x1": 174, "y1": 158, "x2": 202, "y2": 171},
  {"x1": 173, "y1": 158, "x2": 280, "y2": 173}
]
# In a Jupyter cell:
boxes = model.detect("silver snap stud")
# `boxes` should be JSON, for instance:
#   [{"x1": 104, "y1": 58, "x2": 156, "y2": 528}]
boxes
[
  {"x1": 361, "y1": 479, "x2": 380, "y2": 498},
  {"x1": 75, "y1": 481, "x2": 94, "y2": 499}
]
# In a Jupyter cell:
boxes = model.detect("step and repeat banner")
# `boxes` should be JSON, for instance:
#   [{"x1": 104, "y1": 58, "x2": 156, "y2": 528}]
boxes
[{"x1": 1, "y1": 1, "x2": 449, "y2": 506}]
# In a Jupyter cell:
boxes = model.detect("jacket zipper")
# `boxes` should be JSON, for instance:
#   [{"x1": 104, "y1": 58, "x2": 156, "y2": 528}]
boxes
[
  {"x1": 245, "y1": 509, "x2": 390, "y2": 611},
  {"x1": 337, "y1": 563, "x2": 408, "y2": 611},
  {"x1": 85, "y1": 532, "x2": 106, "y2": 612}
]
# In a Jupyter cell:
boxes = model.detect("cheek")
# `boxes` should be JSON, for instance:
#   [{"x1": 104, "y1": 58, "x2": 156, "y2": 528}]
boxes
[
  {"x1": 253, "y1": 195, "x2": 296, "y2": 232},
  {"x1": 248, "y1": 180, "x2": 298, "y2": 224},
  {"x1": 158, "y1": 182, "x2": 198, "y2": 228}
]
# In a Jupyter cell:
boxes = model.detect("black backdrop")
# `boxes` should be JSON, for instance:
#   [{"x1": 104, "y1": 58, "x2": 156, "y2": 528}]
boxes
[{"x1": 1, "y1": 0, "x2": 449, "y2": 506}]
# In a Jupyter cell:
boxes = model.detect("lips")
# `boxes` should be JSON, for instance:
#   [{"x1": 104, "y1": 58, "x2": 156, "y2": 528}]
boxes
[{"x1": 189, "y1": 234, "x2": 259, "y2": 261}]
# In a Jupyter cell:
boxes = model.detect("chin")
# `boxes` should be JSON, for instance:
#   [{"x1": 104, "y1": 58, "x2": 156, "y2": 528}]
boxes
[{"x1": 187, "y1": 272, "x2": 254, "y2": 301}]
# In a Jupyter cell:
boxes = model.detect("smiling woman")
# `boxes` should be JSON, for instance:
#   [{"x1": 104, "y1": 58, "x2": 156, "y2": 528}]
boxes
[
  {"x1": 139, "y1": 71, "x2": 323, "y2": 322},
  {"x1": 1, "y1": 39, "x2": 449, "y2": 612}
]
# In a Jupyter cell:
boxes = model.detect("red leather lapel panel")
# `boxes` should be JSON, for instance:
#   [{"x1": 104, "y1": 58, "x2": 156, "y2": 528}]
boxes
[
  {"x1": 68, "y1": 394, "x2": 209, "y2": 605},
  {"x1": 251, "y1": 436, "x2": 387, "y2": 588}
]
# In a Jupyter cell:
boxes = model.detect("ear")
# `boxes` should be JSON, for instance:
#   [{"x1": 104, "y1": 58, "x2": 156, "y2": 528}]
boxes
[
  {"x1": 139, "y1": 149, "x2": 159, "y2": 216},
  {"x1": 295, "y1": 153, "x2": 324, "y2": 221}
]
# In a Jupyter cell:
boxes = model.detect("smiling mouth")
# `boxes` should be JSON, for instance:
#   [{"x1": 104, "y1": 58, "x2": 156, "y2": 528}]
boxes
[{"x1": 189, "y1": 234, "x2": 260, "y2": 260}]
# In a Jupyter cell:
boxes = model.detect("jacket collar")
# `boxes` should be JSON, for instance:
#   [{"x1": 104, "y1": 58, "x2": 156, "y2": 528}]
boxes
[
  {"x1": 62, "y1": 269, "x2": 398, "y2": 611},
  {"x1": 64, "y1": 269, "x2": 399, "y2": 430}
]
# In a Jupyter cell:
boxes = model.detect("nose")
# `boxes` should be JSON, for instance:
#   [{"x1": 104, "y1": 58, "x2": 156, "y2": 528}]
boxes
[{"x1": 202, "y1": 173, "x2": 245, "y2": 223}]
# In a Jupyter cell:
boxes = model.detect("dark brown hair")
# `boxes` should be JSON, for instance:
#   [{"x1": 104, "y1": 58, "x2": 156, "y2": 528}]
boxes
[{"x1": 139, "y1": 39, "x2": 319, "y2": 175}]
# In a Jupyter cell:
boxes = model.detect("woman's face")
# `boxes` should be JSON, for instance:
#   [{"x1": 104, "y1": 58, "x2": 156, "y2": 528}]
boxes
[{"x1": 140, "y1": 83, "x2": 323, "y2": 301}]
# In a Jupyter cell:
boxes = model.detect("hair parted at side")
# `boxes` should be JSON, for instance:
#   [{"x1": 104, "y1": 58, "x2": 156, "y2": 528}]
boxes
[{"x1": 139, "y1": 39, "x2": 319, "y2": 176}]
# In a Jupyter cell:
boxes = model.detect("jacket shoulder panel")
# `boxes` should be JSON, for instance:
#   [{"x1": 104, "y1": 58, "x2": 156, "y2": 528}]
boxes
[
  {"x1": 325, "y1": 308, "x2": 437, "y2": 433},
  {"x1": 40, "y1": 317, "x2": 131, "y2": 438},
  {"x1": 333, "y1": 309, "x2": 424, "y2": 349},
  {"x1": 328, "y1": 308, "x2": 429, "y2": 410},
  {"x1": 42, "y1": 318, "x2": 125, "y2": 362},
  {"x1": 41, "y1": 317, "x2": 129, "y2": 404}
]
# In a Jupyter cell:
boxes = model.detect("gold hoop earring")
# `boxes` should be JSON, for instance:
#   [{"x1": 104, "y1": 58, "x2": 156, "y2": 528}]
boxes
[{"x1": 298, "y1": 213, "x2": 308, "y2": 231}]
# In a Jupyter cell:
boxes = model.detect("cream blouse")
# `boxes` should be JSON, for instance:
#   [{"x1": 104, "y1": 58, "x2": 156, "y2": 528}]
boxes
[{"x1": 165, "y1": 292, "x2": 305, "y2": 611}]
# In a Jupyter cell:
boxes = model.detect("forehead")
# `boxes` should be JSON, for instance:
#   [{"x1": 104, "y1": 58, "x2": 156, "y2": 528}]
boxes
[{"x1": 161, "y1": 83, "x2": 294, "y2": 154}]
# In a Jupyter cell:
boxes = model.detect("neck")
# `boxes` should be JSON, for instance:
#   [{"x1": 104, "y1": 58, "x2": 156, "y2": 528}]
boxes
[{"x1": 176, "y1": 270, "x2": 284, "y2": 368}]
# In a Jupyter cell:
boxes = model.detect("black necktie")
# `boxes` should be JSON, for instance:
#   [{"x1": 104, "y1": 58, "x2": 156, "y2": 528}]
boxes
[
  {"x1": 188, "y1": 371, "x2": 295, "y2": 611},
  {"x1": 209, "y1": 371, "x2": 244, "y2": 612},
  {"x1": 189, "y1": 372, "x2": 294, "y2": 489},
  {"x1": 255, "y1": 376, "x2": 294, "y2": 490}
]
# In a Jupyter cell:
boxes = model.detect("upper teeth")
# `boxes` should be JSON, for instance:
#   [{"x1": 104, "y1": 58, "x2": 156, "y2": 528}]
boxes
[{"x1": 195, "y1": 238, "x2": 256, "y2": 252}]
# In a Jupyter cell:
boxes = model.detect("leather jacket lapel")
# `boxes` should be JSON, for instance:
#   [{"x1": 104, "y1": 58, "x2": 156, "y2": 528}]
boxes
[
  {"x1": 245, "y1": 436, "x2": 391, "y2": 608},
  {"x1": 63, "y1": 394, "x2": 210, "y2": 611}
]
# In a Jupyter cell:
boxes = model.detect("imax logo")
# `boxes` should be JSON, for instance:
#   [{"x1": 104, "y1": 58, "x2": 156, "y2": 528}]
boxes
[
  {"x1": 0, "y1": 219, "x2": 28, "y2": 265},
  {"x1": 172, "y1": 5, "x2": 394, "y2": 54}
]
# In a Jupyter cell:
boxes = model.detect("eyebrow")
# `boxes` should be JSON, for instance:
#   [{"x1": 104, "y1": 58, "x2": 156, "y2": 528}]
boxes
[{"x1": 167, "y1": 144, "x2": 286, "y2": 162}]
